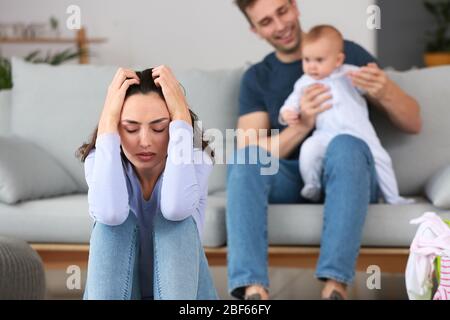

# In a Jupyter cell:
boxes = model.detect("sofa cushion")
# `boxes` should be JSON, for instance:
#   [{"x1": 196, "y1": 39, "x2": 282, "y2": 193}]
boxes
[
  {"x1": 0, "y1": 136, "x2": 78, "y2": 204},
  {"x1": 5, "y1": 190, "x2": 448, "y2": 248},
  {"x1": 425, "y1": 164, "x2": 450, "y2": 209},
  {"x1": 176, "y1": 68, "x2": 243, "y2": 192},
  {"x1": 0, "y1": 192, "x2": 226, "y2": 246},
  {"x1": 11, "y1": 57, "x2": 117, "y2": 192},
  {"x1": 0, "y1": 194, "x2": 92, "y2": 243},
  {"x1": 202, "y1": 193, "x2": 227, "y2": 247},
  {"x1": 0, "y1": 193, "x2": 222, "y2": 246},
  {"x1": 373, "y1": 67, "x2": 450, "y2": 196},
  {"x1": 266, "y1": 199, "x2": 450, "y2": 247},
  {"x1": 202, "y1": 191, "x2": 450, "y2": 247}
]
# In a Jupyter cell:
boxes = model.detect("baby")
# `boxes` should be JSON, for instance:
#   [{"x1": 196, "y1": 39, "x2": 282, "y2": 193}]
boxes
[{"x1": 279, "y1": 25, "x2": 412, "y2": 204}]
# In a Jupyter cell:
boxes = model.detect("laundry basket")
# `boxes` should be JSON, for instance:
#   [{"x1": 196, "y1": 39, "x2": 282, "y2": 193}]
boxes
[{"x1": 436, "y1": 219, "x2": 450, "y2": 282}]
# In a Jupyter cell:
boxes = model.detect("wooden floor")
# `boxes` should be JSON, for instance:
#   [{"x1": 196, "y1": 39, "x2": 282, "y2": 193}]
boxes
[{"x1": 31, "y1": 244, "x2": 409, "y2": 273}]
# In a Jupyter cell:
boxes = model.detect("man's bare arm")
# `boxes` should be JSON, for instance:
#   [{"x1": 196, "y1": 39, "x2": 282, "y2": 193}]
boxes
[
  {"x1": 349, "y1": 63, "x2": 422, "y2": 134},
  {"x1": 236, "y1": 84, "x2": 333, "y2": 159},
  {"x1": 236, "y1": 112, "x2": 310, "y2": 159},
  {"x1": 367, "y1": 81, "x2": 422, "y2": 134}
]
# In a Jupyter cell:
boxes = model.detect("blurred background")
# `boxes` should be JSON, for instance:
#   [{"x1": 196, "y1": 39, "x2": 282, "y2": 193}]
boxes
[
  {"x1": 1, "y1": 0, "x2": 449, "y2": 300},
  {"x1": 0, "y1": 0, "x2": 418, "y2": 70}
]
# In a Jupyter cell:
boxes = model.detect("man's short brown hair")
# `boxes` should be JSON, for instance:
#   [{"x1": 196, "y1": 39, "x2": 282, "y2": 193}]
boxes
[
  {"x1": 235, "y1": 0, "x2": 294, "y2": 25},
  {"x1": 302, "y1": 25, "x2": 344, "y2": 52},
  {"x1": 234, "y1": 0, "x2": 259, "y2": 24}
]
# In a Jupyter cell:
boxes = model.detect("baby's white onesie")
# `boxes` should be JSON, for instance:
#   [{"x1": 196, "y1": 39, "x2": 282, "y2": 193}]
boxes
[{"x1": 279, "y1": 64, "x2": 412, "y2": 204}]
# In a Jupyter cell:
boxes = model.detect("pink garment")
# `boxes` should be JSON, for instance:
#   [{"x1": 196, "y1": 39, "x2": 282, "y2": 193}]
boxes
[
  {"x1": 434, "y1": 256, "x2": 450, "y2": 300},
  {"x1": 405, "y1": 212, "x2": 450, "y2": 300}
]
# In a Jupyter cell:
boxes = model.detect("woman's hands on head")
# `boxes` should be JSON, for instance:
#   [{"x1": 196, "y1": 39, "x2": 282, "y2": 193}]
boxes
[
  {"x1": 97, "y1": 66, "x2": 192, "y2": 137},
  {"x1": 152, "y1": 65, "x2": 192, "y2": 126},
  {"x1": 98, "y1": 68, "x2": 140, "y2": 135}
]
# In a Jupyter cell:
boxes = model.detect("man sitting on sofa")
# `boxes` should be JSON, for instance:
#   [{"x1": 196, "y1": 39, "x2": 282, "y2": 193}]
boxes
[{"x1": 227, "y1": 0, "x2": 422, "y2": 300}]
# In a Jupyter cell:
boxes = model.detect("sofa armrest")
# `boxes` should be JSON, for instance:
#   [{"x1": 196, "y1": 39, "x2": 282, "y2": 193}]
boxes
[{"x1": 425, "y1": 164, "x2": 450, "y2": 209}]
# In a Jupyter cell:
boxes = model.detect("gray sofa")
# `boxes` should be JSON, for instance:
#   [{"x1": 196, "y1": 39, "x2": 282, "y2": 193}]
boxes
[{"x1": 1, "y1": 57, "x2": 450, "y2": 254}]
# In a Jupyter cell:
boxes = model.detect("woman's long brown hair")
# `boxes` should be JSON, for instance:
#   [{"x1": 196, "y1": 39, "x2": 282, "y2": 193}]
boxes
[{"x1": 76, "y1": 69, "x2": 214, "y2": 162}]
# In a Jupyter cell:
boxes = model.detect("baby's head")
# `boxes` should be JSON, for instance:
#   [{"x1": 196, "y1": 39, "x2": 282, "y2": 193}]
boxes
[{"x1": 301, "y1": 25, "x2": 345, "y2": 80}]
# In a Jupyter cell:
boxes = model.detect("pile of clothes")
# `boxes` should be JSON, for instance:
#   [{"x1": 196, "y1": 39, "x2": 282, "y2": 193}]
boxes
[{"x1": 406, "y1": 212, "x2": 450, "y2": 300}]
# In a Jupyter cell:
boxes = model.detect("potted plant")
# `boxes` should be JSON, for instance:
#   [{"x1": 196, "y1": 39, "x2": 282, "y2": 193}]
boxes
[
  {"x1": 49, "y1": 16, "x2": 60, "y2": 38},
  {"x1": 0, "y1": 56, "x2": 12, "y2": 90},
  {"x1": 24, "y1": 48, "x2": 83, "y2": 65},
  {"x1": 423, "y1": 0, "x2": 450, "y2": 67},
  {"x1": 0, "y1": 56, "x2": 12, "y2": 134}
]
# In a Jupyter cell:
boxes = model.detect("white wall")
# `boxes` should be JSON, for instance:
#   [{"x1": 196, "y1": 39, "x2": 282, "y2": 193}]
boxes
[
  {"x1": 298, "y1": 0, "x2": 376, "y2": 55},
  {"x1": 0, "y1": 0, "x2": 375, "y2": 70}
]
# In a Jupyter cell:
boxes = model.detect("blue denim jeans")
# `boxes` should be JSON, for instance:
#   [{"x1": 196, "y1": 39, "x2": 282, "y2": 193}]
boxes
[
  {"x1": 83, "y1": 210, "x2": 218, "y2": 300},
  {"x1": 226, "y1": 134, "x2": 380, "y2": 299}
]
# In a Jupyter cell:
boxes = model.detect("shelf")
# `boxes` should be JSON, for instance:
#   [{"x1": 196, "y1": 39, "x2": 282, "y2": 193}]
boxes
[{"x1": 0, "y1": 27, "x2": 107, "y2": 64}]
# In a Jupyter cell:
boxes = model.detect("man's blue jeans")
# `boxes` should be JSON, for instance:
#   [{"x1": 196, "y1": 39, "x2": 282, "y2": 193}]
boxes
[{"x1": 226, "y1": 134, "x2": 380, "y2": 299}]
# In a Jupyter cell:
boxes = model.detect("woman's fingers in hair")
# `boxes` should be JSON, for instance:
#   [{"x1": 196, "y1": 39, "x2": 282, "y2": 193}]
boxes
[
  {"x1": 151, "y1": 65, "x2": 176, "y2": 82},
  {"x1": 153, "y1": 77, "x2": 161, "y2": 88},
  {"x1": 110, "y1": 68, "x2": 139, "y2": 91},
  {"x1": 151, "y1": 65, "x2": 171, "y2": 75},
  {"x1": 152, "y1": 65, "x2": 190, "y2": 122},
  {"x1": 152, "y1": 66, "x2": 182, "y2": 93},
  {"x1": 151, "y1": 66, "x2": 162, "y2": 80},
  {"x1": 119, "y1": 78, "x2": 140, "y2": 93},
  {"x1": 151, "y1": 66, "x2": 163, "y2": 87},
  {"x1": 153, "y1": 75, "x2": 177, "y2": 95}
]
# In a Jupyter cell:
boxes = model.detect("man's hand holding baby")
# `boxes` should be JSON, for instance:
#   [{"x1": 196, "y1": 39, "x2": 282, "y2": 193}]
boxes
[
  {"x1": 300, "y1": 83, "x2": 333, "y2": 130},
  {"x1": 348, "y1": 62, "x2": 392, "y2": 100}
]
